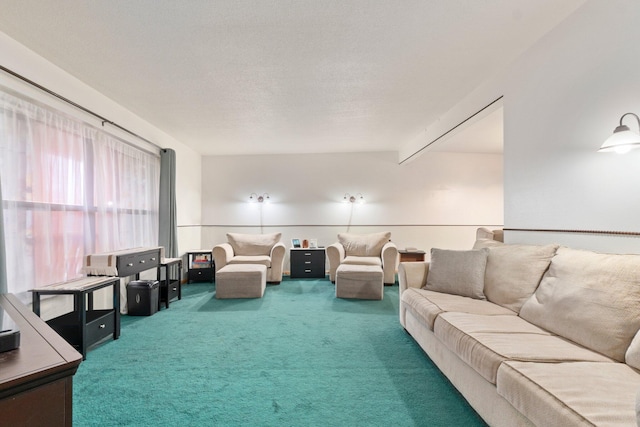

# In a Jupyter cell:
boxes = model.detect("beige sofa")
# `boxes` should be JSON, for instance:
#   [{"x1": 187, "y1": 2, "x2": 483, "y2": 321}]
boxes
[
  {"x1": 327, "y1": 231, "x2": 398, "y2": 285},
  {"x1": 213, "y1": 232, "x2": 286, "y2": 283},
  {"x1": 399, "y1": 234, "x2": 640, "y2": 426}
]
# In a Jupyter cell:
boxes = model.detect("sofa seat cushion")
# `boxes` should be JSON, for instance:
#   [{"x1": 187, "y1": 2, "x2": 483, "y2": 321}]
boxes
[
  {"x1": 401, "y1": 288, "x2": 515, "y2": 331},
  {"x1": 228, "y1": 255, "x2": 272, "y2": 268},
  {"x1": 497, "y1": 361, "x2": 640, "y2": 427},
  {"x1": 342, "y1": 256, "x2": 382, "y2": 267},
  {"x1": 434, "y1": 312, "x2": 614, "y2": 384},
  {"x1": 520, "y1": 247, "x2": 640, "y2": 362}
]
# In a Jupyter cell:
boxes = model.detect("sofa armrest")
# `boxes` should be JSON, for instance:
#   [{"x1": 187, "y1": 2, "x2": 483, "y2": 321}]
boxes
[
  {"x1": 213, "y1": 243, "x2": 234, "y2": 272},
  {"x1": 326, "y1": 243, "x2": 345, "y2": 282},
  {"x1": 269, "y1": 242, "x2": 286, "y2": 283},
  {"x1": 381, "y1": 241, "x2": 399, "y2": 285},
  {"x1": 398, "y1": 261, "x2": 429, "y2": 294}
]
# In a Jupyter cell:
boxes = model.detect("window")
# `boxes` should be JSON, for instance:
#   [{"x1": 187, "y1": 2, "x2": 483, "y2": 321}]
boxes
[{"x1": 0, "y1": 89, "x2": 159, "y2": 300}]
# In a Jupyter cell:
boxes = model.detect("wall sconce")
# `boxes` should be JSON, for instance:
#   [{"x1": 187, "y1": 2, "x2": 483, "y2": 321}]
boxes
[
  {"x1": 249, "y1": 192, "x2": 270, "y2": 203},
  {"x1": 599, "y1": 112, "x2": 640, "y2": 154},
  {"x1": 342, "y1": 193, "x2": 365, "y2": 204}
]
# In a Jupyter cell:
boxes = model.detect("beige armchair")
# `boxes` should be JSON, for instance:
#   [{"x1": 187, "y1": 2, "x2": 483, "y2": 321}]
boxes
[
  {"x1": 326, "y1": 231, "x2": 398, "y2": 285},
  {"x1": 213, "y1": 232, "x2": 286, "y2": 283}
]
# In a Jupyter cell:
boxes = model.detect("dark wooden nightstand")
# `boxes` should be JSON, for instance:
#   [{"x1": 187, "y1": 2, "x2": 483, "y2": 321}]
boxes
[
  {"x1": 187, "y1": 250, "x2": 214, "y2": 283},
  {"x1": 290, "y1": 248, "x2": 326, "y2": 279}
]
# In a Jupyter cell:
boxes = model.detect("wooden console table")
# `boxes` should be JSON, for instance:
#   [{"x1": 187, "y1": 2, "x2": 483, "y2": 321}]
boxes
[
  {"x1": 31, "y1": 276, "x2": 121, "y2": 359},
  {"x1": 83, "y1": 247, "x2": 162, "y2": 314},
  {"x1": 0, "y1": 293, "x2": 82, "y2": 427},
  {"x1": 83, "y1": 247, "x2": 162, "y2": 278}
]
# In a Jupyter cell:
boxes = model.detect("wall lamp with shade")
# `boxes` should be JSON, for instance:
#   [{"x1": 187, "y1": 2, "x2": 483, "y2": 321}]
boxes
[
  {"x1": 342, "y1": 193, "x2": 365, "y2": 204},
  {"x1": 249, "y1": 192, "x2": 270, "y2": 203},
  {"x1": 599, "y1": 112, "x2": 640, "y2": 154}
]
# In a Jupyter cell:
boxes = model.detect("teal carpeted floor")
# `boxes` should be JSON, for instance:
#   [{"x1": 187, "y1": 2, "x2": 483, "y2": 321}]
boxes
[{"x1": 73, "y1": 278, "x2": 487, "y2": 426}]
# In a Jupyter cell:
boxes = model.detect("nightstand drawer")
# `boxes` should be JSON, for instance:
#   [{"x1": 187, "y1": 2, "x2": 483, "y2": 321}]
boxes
[
  {"x1": 291, "y1": 265, "x2": 325, "y2": 278},
  {"x1": 188, "y1": 268, "x2": 214, "y2": 282}
]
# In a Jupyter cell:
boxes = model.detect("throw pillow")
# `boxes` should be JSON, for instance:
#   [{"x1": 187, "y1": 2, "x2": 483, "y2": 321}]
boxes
[
  {"x1": 227, "y1": 232, "x2": 281, "y2": 256},
  {"x1": 338, "y1": 231, "x2": 391, "y2": 257},
  {"x1": 519, "y1": 247, "x2": 640, "y2": 362},
  {"x1": 483, "y1": 244, "x2": 558, "y2": 313},
  {"x1": 425, "y1": 248, "x2": 489, "y2": 300}
]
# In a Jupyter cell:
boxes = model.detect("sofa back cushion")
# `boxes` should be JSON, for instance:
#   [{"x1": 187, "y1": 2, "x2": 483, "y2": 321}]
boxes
[
  {"x1": 625, "y1": 330, "x2": 640, "y2": 370},
  {"x1": 519, "y1": 247, "x2": 640, "y2": 362},
  {"x1": 227, "y1": 232, "x2": 281, "y2": 256},
  {"x1": 483, "y1": 244, "x2": 558, "y2": 313},
  {"x1": 425, "y1": 248, "x2": 489, "y2": 300},
  {"x1": 338, "y1": 232, "x2": 391, "y2": 257},
  {"x1": 472, "y1": 238, "x2": 504, "y2": 249}
]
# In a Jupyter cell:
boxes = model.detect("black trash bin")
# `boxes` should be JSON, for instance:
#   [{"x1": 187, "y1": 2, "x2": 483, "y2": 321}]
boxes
[{"x1": 127, "y1": 280, "x2": 159, "y2": 316}]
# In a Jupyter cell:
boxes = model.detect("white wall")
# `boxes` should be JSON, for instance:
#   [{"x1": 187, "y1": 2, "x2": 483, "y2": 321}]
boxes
[
  {"x1": 201, "y1": 151, "x2": 503, "y2": 269},
  {"x1": 401, "y1": 0, "x2": 640, "y2": 253},
  {"x1": 503, "y1": 0, "x2": 640, "y2": 252}
]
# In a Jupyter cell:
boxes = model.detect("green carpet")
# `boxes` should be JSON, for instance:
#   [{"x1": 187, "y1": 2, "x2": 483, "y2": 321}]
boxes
[{"x1": 73, "y1": 278, "x2": 487, "y2": 426}]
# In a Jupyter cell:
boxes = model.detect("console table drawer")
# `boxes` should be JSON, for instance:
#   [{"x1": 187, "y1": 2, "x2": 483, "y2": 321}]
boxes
[
  {"x1": 166, "y1": 280, "x2": 180, "y2": 301},
  {"x1": 86, "y1": 310, "x2": 116, "y2": 345},
  {"x1": 118, "y1": 250, "x2": 160, "y2": 277},
  {"x1": 47, "y1": 310, "x2": 115, "y2": 353}
]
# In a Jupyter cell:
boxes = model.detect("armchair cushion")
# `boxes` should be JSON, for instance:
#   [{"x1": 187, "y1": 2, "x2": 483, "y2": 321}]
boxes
[
  {"x1": 228, "y1": 255, "x2": 271, "y2": 267},
  {"x1": 227, "y1": 232, "x2": 281, "y2": 256},
  {"x1": 338, "y1": 231, "x2": 391, "y2": 257},
  {"x1": 343, "y1": 256, "x2": 382, "y2": 267}
]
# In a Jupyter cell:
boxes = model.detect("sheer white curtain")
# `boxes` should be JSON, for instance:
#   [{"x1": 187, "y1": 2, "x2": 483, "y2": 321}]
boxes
[{"x1": 0, "y1": 89, "x2": 159, "y2": 302}]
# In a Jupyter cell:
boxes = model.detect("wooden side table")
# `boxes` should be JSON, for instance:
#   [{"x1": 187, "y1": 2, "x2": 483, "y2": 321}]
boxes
[
  {"x1": 157, "y1": 257, "x2": 182, "y2": 309},
  {"x1": 290, "y1": 248, "x2": 326, "y2": 278},
  {"x1": 31, "y1": 276, "x2": 121, "y2": 359},
  {"x1": 399, "y1": 250, "x2": 426, "y2": 263},
  {"x1": 187, "y1": 250, "x2": 214, "y2": 283}
]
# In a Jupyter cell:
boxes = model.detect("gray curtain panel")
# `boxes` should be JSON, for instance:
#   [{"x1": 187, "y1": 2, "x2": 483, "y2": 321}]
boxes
[
  {"x1": 159, "y1": 148, "x2": 178, "y2": 258},
  {"x1": 0, "y1": 174, "x2": 7, "y2": 294}
]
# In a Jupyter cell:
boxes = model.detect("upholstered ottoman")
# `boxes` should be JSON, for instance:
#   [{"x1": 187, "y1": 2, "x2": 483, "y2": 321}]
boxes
[
  {"x1": 216, "y1": 264, "x2": 267, "y2": 299},
  {"x1": 335, "y1": 264, "x2": 384, "y2": 300}
]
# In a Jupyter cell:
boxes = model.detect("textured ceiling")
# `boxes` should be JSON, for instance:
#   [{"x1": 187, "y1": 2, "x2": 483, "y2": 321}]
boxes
[{"x1": 0, "y1": 0, "x2": 585, "y2": 156}]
